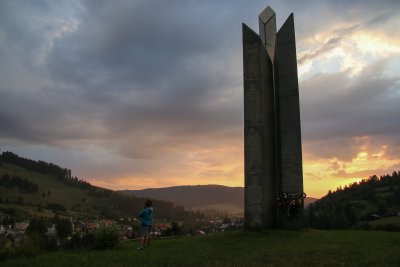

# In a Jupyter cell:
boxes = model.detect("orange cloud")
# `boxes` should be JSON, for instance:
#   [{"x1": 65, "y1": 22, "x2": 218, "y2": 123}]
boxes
[
  {"x1": 303, "y1": 136, "x2": 399, "y2": 197},
  {"x1": 86, "y1": 133, "x2": 400, "y2": 199}
]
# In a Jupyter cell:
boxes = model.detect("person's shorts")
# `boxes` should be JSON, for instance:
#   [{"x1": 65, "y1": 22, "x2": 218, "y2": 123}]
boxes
[{"x1": 138, "y1": 225, "x2": 151, "y2": 237}]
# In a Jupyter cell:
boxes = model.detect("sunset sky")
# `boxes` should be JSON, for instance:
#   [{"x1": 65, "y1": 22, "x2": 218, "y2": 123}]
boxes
[{"x1": 1, "y1": 0, "x2": 399, "y2": 198}]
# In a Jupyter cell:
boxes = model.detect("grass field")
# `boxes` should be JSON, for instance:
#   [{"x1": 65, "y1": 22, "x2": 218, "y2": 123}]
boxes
[
  {"x1": 369, "y1": 216, "x2": 400, "y2": 227},
  {"x1": 3, "y1": 230, "x2": 400, "y2": 267}
]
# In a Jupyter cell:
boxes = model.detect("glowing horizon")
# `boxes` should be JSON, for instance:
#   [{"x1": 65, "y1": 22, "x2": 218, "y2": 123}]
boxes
[{"x1": 1, "y1": 1, "x2": 399, "y2": 200}]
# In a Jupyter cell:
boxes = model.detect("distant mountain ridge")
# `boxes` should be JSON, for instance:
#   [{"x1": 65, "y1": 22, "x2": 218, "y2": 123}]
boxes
[
  {"x1": 120, "y1": 185, "x2": 244, "y2": 209},
  {"x1": 120, "y1": 185, "x2": 318, "y2": 213}
]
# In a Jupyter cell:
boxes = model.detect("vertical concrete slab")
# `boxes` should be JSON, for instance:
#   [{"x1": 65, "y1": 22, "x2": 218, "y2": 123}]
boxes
[
  {"x1": 243, "y1": 23, "x2": 276, "y2": 229},
  {"x1": 259, "y1": 37, "x2": 277, "y2": 229},
  {"x1": 258, "y1": 7, "x2": 278, "y2": 228},
  {"x1": 275, "y1": 14, "x2": 304, "y2": 228}
]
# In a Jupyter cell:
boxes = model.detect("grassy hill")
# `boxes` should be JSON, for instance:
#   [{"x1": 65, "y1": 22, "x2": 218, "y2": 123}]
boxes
[
  {"x1": 2, "y1": 230, "x2": 400, "y2": 266},
  {"x1": 308, "y1": 172, "x2": 400, "y2": 230},
  {"x1": 0, "y1": 151, "x2": 200, "y2": 222},
  {"x1": 0, "y1": 161, "x2": 97, "y2": 220}
]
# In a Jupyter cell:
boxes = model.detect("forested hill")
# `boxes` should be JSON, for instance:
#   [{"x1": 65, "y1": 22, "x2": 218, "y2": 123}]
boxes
[
  {"x1": 308, "y1": 171, "x2": 400, "y2": 230},
  {"x1": 0, "y1": 151, "x2": 91, "y2": 189},
  {"x1": 0, "y1": 151, "x2": 203, "y2": 222}
]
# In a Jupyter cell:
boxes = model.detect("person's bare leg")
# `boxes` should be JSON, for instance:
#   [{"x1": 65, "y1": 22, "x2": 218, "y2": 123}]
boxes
[{"x1": 138, "y1": 236, "x2": 145, "y2": 248}]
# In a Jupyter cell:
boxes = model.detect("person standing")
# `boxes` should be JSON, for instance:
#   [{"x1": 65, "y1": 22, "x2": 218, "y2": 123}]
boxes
[{"x1": 137, "y1": 199, "x2": 153, "y2": 250}]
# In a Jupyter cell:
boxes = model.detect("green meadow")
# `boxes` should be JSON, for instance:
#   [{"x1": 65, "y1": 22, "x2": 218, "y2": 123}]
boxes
[
  {"x1": 0, "y1": 162, "x2": 98, "y2": 217},
  {"x1": 3, "y1": 230, "x2": 400, "y2": 267}
]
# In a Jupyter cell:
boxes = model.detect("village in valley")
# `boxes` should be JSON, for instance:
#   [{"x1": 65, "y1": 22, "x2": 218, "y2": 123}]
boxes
[{"x1": 0, "y1": 215, "x2": 244, "y2": 248}]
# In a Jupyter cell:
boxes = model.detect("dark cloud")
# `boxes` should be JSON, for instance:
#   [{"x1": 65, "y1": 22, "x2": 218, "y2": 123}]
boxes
[
  {"x1": 1, "y1": 0, "x2": 252, "y2": 162},
  {"x1": 0, "y1": 0, "x2": 399, "y2": 187},
  {"x1": 47, "y1": 0, "x2": 241, "y2": 92},
  {"x1": 301, "y1": 60, "x2": 400, "y2": 140},
  {"x1": 301, "y1": 60, "x2": 400, "y2": 161}
]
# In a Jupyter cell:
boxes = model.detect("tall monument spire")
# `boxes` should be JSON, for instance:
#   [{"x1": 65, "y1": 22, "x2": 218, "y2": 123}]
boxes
[{"x1": 243, "y1": 6, "x2": 305, "y2": 230}]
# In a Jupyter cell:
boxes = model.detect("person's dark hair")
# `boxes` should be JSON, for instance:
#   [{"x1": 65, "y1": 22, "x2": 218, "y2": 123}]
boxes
[{"x1": 145, "y1": 199, "x2": 152, "y2": 208}]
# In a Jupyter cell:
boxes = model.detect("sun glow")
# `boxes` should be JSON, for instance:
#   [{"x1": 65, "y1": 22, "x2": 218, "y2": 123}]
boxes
[{"x1": 303, "y1": 138, "x2": 398, "y2": 198}]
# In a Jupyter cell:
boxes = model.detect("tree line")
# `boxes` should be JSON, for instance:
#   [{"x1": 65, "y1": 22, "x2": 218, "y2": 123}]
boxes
[
  {"x1": 0, "y1": 151, "x2": 91, "y2": 189},
  {"x1": 308, "y1": 171, "x2": 400, "y2": 230},
  {"x1": 0, "y1": 173, "x2": 39, "y2": 193},
  {"x1": 0, "y1": 150, "x2": 205, "y2": 222}
]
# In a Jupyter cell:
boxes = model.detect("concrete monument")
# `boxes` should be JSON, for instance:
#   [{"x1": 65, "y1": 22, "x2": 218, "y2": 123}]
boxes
[{"x1": 243, "y1": 6, "x2": 305, "y2": 229}]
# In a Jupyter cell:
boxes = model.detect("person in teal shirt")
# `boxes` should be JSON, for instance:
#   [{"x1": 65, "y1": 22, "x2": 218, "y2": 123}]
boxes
[{"x1": 137, "y1": 199, "x2": 153, "y2": 250}]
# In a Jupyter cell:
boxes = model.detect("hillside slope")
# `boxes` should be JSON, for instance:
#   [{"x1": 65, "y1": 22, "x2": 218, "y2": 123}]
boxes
[
  {"x1": 309, "y1": 172, "x2": 400, "y2": 229},
  {"x1": 0, "y1": 151, "x2": 199, "y2": 222}
]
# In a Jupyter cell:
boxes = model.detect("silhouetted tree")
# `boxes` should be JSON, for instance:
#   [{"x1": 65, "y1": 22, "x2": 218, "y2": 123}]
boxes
[
  {"x1": 309, "y1": 171, "x2": 400, "y2": 229},
  {"x1": 55, "y1": 218, "x2": 73, "y2": 238},
  {"x1": 26, "y1": 217, "x2": 47, "y2": 235}
]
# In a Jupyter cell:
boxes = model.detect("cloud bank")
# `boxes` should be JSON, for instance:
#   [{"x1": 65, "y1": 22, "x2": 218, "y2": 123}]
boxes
[{"x1": 1, "y1": 0, "x2": 399, "y2": 197}]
